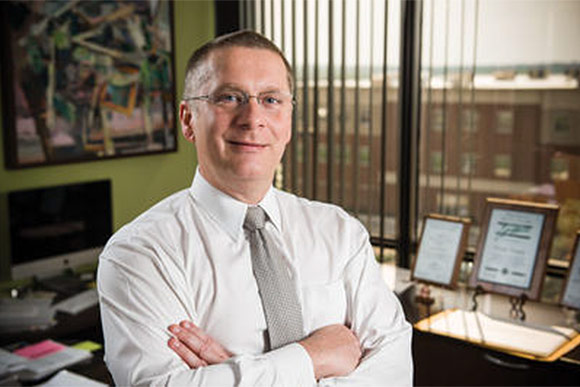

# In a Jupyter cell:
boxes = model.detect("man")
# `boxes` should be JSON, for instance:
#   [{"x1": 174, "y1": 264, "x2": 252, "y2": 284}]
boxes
[{"x1": 98, "y1": 30, "x2": 412, "y2": 386}]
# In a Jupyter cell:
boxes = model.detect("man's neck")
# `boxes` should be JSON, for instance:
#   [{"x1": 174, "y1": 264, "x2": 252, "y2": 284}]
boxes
[{"x1": 198, "y1": 168, "x2": 271, "y2": 205}]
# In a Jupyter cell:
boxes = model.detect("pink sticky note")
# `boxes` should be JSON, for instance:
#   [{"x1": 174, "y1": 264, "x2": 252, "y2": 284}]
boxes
[{"x1": 14, "y1": 340, "x2": 65, "y2": 359}]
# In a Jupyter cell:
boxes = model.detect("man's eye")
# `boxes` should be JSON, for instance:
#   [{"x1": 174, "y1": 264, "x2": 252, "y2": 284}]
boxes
[
  {"x1": 215, "y1": 93, "x2": 242, "y2": 104},
  {"x1": 262, "y1": 95, "x2": 282, "y2": 105}
]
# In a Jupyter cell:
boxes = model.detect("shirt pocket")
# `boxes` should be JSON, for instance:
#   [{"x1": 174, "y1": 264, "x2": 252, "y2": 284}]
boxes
[{"x1": 301, "y1": 280, "x2": 347, "y2": 332}]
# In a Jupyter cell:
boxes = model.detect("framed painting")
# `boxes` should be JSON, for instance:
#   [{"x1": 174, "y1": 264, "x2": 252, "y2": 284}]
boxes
[
  {"x1": 0, "y1": 0, "x2": 177, "y2": 168},
  {"x1": 411, "y1": 214, "x2": 471, "y2": 289},
  {"x1": 469, "y1": 198, "x2": 559, "y2": 300}
]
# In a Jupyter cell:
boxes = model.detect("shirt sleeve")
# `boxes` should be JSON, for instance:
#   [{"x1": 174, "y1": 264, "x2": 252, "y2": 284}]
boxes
[
  {"x1": 97, "y1": 241, "x2": 316, "y2": 387},
  {"x1": 319, "y1": 223, "x2": 413, "y2": 386}
]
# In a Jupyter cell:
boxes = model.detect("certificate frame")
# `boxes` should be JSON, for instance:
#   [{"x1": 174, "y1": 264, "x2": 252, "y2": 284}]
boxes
[
  {"x1": 469, "y1": 198, "x2": 559, "y2": 300},
  {"x1": 560, "y1": 230, "x2": 580, "y2": 310},
  {"x1": 411, "y1": 214, "x2": 471, "y2": 289}
]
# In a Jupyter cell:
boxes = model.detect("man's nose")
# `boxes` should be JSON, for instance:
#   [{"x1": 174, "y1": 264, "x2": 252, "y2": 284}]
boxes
[
  {"x1": 246, "y1": 95, "x2": 261, "y2": 105},
  {"x1": 236, "y1": 97, "x2": 266, "y2": 129}
]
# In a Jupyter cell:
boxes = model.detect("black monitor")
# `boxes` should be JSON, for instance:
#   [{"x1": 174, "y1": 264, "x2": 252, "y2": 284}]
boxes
[{"x1": 8, "y1": 180, "x2": 112, "y2": 280}]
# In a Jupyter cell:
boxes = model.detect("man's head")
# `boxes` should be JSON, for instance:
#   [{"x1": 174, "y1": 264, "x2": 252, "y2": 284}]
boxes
[
  {"x1": 179, "y1": 30, "x2": 294, "y2": 204},
  {"x1": 183, "y1": 30, "x2": 294, "y2": 101}
]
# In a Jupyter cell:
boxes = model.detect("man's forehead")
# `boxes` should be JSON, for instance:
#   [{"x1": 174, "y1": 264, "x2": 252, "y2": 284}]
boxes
[
  {"x1": 209, "y1": 46, "x2": 286, "y2": 69},
  {"x1": 191, "y1": 46, "x2": 292, "y2": 94}
]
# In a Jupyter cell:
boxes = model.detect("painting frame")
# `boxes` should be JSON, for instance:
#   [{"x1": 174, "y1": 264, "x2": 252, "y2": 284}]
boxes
[
  {"x1": 468, "y1": 198, "x2": 560, "y2": 300},
  {"x1": 0, "y1": 0, "x2": 177, "y2": 169},
  {"x1": 411, "y1": 214, "x2": 471, "y2": 289}
]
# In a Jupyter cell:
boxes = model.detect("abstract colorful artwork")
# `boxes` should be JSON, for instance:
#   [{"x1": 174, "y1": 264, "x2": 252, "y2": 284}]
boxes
[{"x1": 1, "y1": 0, "x2": 176, "y2": 168}]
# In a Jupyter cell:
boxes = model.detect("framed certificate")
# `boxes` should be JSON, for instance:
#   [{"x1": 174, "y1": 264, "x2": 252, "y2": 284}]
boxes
[
  {"x1": 411, "y1": 214, "x2": 471, "y2": 288},
  {"x1": 561, "y1": 231, "x2": 580, "y2": 310},
  {"x1": 469, "y1": 198, "x2": 559, "y2": 300}
]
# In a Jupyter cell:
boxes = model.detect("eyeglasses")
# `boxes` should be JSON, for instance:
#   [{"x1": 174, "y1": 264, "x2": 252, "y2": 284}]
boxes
[{"x1": 183, "y1": 89, "x2": 295, "y2": 112}]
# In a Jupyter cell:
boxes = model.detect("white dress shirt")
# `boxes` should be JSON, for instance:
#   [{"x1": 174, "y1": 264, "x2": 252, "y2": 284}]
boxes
[{"x1": 98, "y1": 171, "x2": 413, "y2": 386}]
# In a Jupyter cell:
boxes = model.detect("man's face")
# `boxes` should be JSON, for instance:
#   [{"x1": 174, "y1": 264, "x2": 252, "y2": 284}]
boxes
[{"x1": 180, "y1": 47, "x2": 292, "y2": 194}]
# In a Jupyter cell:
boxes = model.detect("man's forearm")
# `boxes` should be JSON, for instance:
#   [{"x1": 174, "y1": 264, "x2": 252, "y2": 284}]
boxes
[
  {"x1": 169, "y1": 321, "x2": 362, "y2": 382},
  {"x1": 133, "y1": 344, "x2": 316, "y2": 387}
]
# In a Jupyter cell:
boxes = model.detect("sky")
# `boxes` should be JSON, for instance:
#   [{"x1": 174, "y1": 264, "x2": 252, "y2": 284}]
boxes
[
  {"x1": 427, "y1": 0, "x2": 580, "y2": 67},
  {"x1": 258, "y1": 0, "x2": 580, "y2": 69}
]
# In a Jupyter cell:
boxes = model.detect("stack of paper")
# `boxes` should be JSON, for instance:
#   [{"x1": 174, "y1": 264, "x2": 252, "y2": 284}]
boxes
[
  {"x1": 0, "y1": 340, "x2": 92, "y2": 382},
  {"x1": 39, "y1": 370, "x2": 107, "y2": 387},
  {"x1": 51, "y1": 288, "x2": 99, "y2": 315},
  {"x1": 0, "y1": 348, "x2": 28, "y2": 376},
  {"x1": 0, "y1": 298, "x2": 55, "y2": 333}
]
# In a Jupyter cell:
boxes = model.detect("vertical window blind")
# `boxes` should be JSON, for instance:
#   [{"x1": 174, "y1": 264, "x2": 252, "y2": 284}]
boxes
[{"x1": 240, "y1": 0, "x2": 403, "y2": 263}]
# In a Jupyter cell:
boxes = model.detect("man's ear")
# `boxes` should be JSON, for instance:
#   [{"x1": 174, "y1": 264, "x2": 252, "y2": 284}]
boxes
[{"x1": 179, "y1": 101, "x2": 196, "y2": 143}]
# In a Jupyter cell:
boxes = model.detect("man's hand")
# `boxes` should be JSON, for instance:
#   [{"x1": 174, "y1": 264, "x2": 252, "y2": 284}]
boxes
[
  {"x1": 299, "y1": 324, "x2": 362, "y2": 380},
  {"x1": 168, "y1": 321, "x2": 232, "y2": 369}
]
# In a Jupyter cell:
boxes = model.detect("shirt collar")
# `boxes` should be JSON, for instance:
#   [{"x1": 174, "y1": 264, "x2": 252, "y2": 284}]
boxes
[
  {"x1": 190, "y1": 168, "x2": 282, "y2": 240},
  {"x1": 259, "y1": 185, "x2": 281, "y2": 233}
]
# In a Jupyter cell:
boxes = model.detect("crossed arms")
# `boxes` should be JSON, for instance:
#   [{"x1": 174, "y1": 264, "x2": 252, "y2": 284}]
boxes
[{"x1": 168, "y1": 320, "x2": 361, "y2": 380}]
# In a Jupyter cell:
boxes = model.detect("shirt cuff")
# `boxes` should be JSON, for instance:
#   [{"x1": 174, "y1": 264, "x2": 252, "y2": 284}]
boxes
[{"x1": 264, "y1": 343, "x2": 316, "y2": 386}]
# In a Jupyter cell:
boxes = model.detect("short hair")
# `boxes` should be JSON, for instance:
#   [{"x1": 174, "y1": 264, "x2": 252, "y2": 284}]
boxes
[{"x1": 183, "y1": 30, "x2": 294, "y2": 99}]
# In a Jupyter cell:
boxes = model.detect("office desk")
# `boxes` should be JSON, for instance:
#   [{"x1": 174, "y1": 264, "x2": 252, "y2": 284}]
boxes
[
  {"x1": 413, "y1": 328, "x2": 580, "y2": 386},
  {"x1": 1, "y1": 304, "x2": 112, "y2": 385},
  {"x1": 386, "y1": 265, "x2": 580, "y2": 385},
  {"x1": 401, "y1": 282, "x2": 580, "y2": 385}
]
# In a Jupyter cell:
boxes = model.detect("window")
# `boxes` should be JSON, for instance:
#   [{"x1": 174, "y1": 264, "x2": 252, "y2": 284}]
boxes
[
  {"x1": 461, "y1": 153, "x2": 477, "y2": 175},
  {"x1": 430, "y1": 151, "x2": 446, "y2": 174},
  {"x1": 431, "y1": 108, "x2": 443, "y2": 132},
  {"x1": 317, "y1": 143, "x2": 327, "y2": 164},
  {"x1": 360, "y1": 144, "x2": 371, "y2": 167},
  {"x1": 238, "y1": 0, "x2": 580, "y2": 268},
  {"x1": 314, "y1": 142, "x2": 352, "y2": 164},
  {"x1": 546, "y1": 110, "x2": 579, "y2": 145},
  {"x1": 361, "y1": 109, "x2": 371, "y2": 126},
  {"x1": 419, "y1": 0, "x2": 580, "y2": 268},
  {"x1": 437, "y1": 194, "x2": 470, "y2": 217},
  {"x1": 550, "y1": 157, "x2": 569, "y2": 181},
  {"x1": 553, "y1": 112, "x2": 573, "y2": 136},
  {"x1": 496, "y1": 110, "x2": 514, "y2": 134},
  {"x1": 494, "y1": 154, "x2": 512, "y2": 178},
  {"x1": 462, "y1": 108, "x2": 479, "y2": 133}
]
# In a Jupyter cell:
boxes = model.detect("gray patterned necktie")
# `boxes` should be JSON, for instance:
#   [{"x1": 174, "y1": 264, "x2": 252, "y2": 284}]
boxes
[{"x1": 244, "y1": 206, "x2": 304, "y2": 350}]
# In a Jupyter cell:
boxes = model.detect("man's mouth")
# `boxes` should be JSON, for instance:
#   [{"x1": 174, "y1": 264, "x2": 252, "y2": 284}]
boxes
[{"x1": 227, "y1": 140, "x2": 267, "y2": 149}]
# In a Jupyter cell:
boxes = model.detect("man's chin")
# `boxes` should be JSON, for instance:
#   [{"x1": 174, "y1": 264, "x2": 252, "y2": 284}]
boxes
[{"x1": 227, "y1": 166, "x2": 275, "y2": 184}]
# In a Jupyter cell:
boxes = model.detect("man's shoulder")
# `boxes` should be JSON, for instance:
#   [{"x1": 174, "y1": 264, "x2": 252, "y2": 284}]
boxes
[
  {"x1": 274, "y1": 189, "x2": 362, "y2": 229},
  {"x1": 106, "y1": 188, "x2": 192, "y2": 246},
  {"x1": 274, "y1": 189, "x2": 370, "y2": 261}
]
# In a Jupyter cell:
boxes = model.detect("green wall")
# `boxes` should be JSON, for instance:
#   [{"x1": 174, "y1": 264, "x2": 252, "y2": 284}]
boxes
[{"x1": 0, "y1": 1, "x2": 215, "y2": 280}]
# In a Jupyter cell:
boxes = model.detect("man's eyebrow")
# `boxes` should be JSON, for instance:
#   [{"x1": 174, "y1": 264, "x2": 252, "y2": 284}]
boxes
[
  {"x1": 214, "y1": 83, "x2": 242, "y2": 91},
  {"x1": 213, "y1": 84, "x2": 288, "y2": 94},
  {"x1": 259, "y1": 88, "x2": 288, "y2": 94}
]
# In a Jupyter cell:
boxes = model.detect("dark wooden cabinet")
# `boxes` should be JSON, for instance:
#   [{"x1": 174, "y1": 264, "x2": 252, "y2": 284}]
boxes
[{"x1": 413, "y1": 328, "x2": 580, "y2": 386}]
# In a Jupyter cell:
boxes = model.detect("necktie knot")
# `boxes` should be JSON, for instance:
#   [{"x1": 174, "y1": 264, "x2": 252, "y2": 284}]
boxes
[{"x1": 244, "y1": 206, "x2": 266, "y2": 231}]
